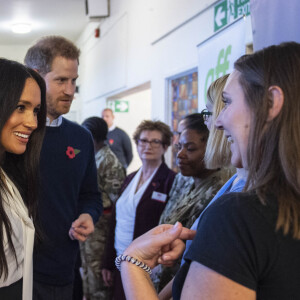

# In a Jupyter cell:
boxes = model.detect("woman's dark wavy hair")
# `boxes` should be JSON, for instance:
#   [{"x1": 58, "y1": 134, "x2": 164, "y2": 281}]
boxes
[
  {"x1": 234, "y1": 42, "x2": 300, "y2": 239},
  {"x1": 183, "y1": 113, "x2": 209, "y2": 141},
  {"x1": 0, "y1": 58, "x2": 46, "y2": 279}
]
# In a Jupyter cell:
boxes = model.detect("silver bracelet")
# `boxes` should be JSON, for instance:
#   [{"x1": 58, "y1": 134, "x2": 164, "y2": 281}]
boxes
[{"x1": 115, "y1": 254, "x2": 152, "y2": 275}]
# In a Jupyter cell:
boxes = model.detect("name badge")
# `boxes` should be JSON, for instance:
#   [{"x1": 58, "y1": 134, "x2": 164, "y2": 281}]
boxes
[{"x1": 151, "y1": 191, "x2": 167, "y2": 203}]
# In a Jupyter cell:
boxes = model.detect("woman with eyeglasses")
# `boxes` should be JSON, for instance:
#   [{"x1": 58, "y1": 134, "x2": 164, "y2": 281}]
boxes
[{"x1": 101, "y1": 120, "x2": 176, "y2": 300}]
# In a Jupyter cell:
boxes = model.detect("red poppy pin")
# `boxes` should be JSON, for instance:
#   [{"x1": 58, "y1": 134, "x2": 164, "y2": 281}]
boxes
[
  {"x1": 109, "y1": 139, "x2": 114, "y2": 145},
  {"x1": 66, "y1": 146, "x2": 81, "y2": 159}
]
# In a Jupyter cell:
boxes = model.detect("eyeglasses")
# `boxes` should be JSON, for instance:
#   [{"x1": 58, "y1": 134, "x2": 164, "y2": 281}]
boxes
[
  {"x1": 173, "y1": 143, "x2": 184, "y2": 152},
  {"x1": 201, "y1": 109, "x2": 212, "y2": 122},
  {"x1": 173, "y1": 131, "x2": 181, "y2": 136},
  {"x1": 138, "y1": 139, "x2": 163, "y2": 148}
]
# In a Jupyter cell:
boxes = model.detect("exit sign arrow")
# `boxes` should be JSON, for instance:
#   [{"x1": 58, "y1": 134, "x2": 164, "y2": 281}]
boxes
[
  {"x1": 115, "y1": 100, "x2": 129, "y2": 112},
  {"x1": 214, "y1": 0, "x2": 228, "y2": 31},
  {"x1": 215, "y1": 6, "x2": 226, "y2": 27}
]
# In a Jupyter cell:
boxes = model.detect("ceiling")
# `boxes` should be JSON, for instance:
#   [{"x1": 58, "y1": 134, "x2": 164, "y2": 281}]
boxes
[{"x1": 0, "y1": 0, "x2": 91, "y2": 45}]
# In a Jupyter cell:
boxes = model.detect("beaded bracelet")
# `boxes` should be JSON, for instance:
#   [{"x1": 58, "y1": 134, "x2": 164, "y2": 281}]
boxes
[{"x1": 115, "y1": 254, "x2": 152, "y2": 275}]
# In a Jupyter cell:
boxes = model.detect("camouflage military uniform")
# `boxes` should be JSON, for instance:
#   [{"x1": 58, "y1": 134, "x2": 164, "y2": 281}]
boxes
[
  {"x1": 80, "y1": 145, "x2": 125, "y2": 300},
  {"x1": 152, "y1": 168, "x2": 233, "y2": 292},
  {"x1": 163, "y1": 173, "x2": 193, "y2": 211}
]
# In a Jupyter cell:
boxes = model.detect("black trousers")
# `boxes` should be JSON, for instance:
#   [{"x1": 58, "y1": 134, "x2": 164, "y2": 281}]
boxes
[{"x1": 33, "y1": 280, "x2": 73, "y2": 300}]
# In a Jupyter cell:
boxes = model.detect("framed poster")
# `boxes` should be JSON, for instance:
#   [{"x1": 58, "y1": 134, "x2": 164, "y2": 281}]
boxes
[{"x1": 167, "y1": 69, "x2": 198, "y2": 171}]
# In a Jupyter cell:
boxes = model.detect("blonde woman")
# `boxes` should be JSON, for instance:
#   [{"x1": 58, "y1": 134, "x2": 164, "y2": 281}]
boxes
[
  {"x1": 158, "y1": 74, "x2": 237, "y2": 299},
  {"x1": 188, "y1": 74, "x2": 247, "y2": 231}
]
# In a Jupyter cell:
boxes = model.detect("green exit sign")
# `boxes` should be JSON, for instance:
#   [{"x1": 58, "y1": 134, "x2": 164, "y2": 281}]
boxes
[
  {"x1": 107, "y1": 100, "x2": 129, "y2": 113},
  {"x1": 214, "y1": 1, "x2": 228, "y2": 32},
  {"x1": 234, "y1": 0, "x2": 250, "y2": 18},
  {"x1": 214, "y1": 0, "x2": 250, "y2": 32}
]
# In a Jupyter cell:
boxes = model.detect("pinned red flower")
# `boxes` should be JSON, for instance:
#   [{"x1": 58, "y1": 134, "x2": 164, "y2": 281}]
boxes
[
  {"x1": 109, "y1": 139, "x2": 114, "y2": 145},
  {"x1": 66, "y1": 146, "x2": 81, "y2": 159}
]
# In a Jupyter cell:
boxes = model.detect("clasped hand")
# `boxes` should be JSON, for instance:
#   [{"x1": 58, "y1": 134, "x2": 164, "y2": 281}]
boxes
[
  {"x1": 69, "y1": 213, "x2": 94, "y2": 242},
  {"x1": 124, "y1": 222, "x2": 196, "y2": 269}
]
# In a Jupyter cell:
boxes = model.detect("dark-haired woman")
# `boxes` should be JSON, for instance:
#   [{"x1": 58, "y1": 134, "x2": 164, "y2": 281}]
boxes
[
  {"x1": 0, "y1": 59, "x2": 46, "y2": 299},
  {"x1": 118, "y1": 42, "x2": 300, "y2": 299},
  {"x1": 102, "y1": 120, "x2": 176, "y2": 300},
  {"x1": 153, "y1": 114, "x2": 232, "y2": 292}
]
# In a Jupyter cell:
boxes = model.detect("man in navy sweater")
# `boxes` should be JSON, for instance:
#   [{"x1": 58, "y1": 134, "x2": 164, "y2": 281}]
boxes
[
  {"x1": 25, "y1": 36, "x2": 102, "y2": 299},
  {"x1": 102, "y1": 108, "x2": 133, "y2": 169}
]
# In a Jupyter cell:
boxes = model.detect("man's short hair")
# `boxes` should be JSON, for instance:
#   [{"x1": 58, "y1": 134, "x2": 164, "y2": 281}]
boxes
[
  {"x1": 24, "y1": 35, "x2": 80, "y2": 75},
  {"x1": 102, "y1": 108, "x2": 114, "y2": 115}
]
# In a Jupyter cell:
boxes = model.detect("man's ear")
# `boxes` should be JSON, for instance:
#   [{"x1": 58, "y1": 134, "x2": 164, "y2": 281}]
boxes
[
  {"x1": 267, "y1": 85, "x2": 284, "y2": 121},
  {"x1": 33, "y1": 68, "x2": 43, "y2": 76}
]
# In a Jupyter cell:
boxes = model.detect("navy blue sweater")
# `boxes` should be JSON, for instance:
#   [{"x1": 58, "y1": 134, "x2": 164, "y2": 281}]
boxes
[
  {"x1": 107, "y1": 127, "x2": 133, "y2": 168},
  {"x1": 33, "y1": 118, "x2": 102, "y2": 285}
]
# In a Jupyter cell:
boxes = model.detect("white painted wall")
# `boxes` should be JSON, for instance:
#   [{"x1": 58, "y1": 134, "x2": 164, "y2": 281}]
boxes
[
  {"x1": 76, "y1": 0, "x2": 221, "y2": 123},
  {"x1": 74, "y1": 0, "x2": 254, "y2": 167},
  {"x1": 0, "y1": 45, "x2": 29, "y2": 62}
]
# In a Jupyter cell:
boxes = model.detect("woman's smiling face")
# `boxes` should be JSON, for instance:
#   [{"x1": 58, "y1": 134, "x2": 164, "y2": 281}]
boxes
[
  {"x1": 215, "y1": 70, "x2": 251, "y2": 169},
  {"x1": 1, "y1": 78, "x2": 41, "y2": 155}
]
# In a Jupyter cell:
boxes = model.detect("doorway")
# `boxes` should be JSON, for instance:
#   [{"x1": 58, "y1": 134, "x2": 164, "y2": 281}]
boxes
[{"x1": 106, "y1": 82, "x2": 151, "y2": 174}]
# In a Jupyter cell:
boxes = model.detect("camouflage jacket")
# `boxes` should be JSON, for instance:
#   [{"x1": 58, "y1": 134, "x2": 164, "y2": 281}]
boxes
[
  {"x1": 80, "y1": 145, "x2": 125, "y2": 299},
  {"x1": 95, "y1": 145, "x2": 126, "y2": 209},
  {"x1": 153, "y1": 168, "x2": 233, "y2": 292},
  {"x1": 159, "y1": 173, "x2": 193, "y2": 225}
]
